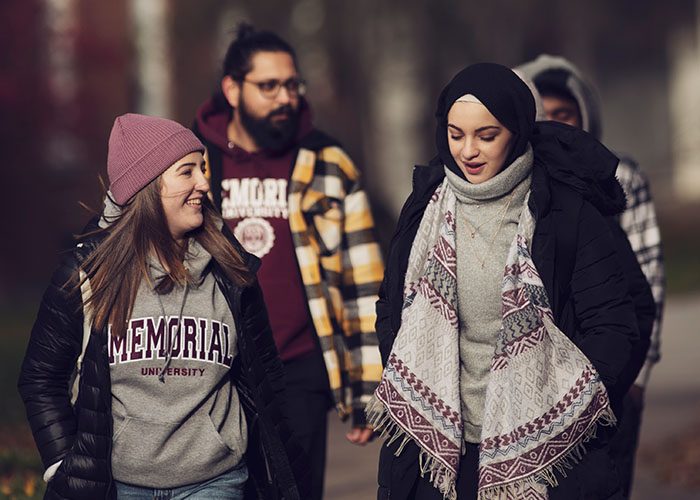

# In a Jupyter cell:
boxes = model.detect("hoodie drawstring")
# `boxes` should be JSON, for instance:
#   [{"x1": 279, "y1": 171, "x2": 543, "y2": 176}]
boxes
[{"x1": 157, "y1": 283, "x2": 189, "y2": 383}]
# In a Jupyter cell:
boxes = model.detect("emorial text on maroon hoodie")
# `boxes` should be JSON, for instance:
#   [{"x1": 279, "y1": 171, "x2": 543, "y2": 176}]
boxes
[{"x1": 195, "y1": 99, "x2": 317, "y2": 362}]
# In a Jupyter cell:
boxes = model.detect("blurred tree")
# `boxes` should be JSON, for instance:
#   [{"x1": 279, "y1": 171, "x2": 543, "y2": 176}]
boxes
[
  {"x1": 2, "y1": 0, "x2": 698, "y2": 300},
  {"x1": 129, "y1": 0, "x2": 173, "y2": 117}
]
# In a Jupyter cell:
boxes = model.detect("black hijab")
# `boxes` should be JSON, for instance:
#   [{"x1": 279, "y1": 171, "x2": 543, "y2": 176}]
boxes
[
  {"x1": 433, "y1": 63, "x2": 624, "y2": 215},
  {"x1": 435, "y1": 63, "x2": 536, "y2": 178}
]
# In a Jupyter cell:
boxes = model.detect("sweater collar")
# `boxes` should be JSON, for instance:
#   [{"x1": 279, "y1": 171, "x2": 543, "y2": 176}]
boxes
[{"x1": 444, "y1": 144, "x2": 533, "y2": 203}]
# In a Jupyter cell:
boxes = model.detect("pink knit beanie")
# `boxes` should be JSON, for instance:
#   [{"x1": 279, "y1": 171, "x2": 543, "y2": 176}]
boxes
[{"x1": 107, "y1": 113, "x2": 205, "y2": 204}]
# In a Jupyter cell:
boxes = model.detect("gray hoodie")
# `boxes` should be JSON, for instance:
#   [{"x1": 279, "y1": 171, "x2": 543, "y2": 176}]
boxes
[
  {"x1": 516, "y1": 56, "x2": 666, "y2": 390},
  {"x1": 101, "y1": 196, "x2": 247, "y2": 488},
  {"x1": 515, "y1": 54, "x2": 602, "y2": 140}
]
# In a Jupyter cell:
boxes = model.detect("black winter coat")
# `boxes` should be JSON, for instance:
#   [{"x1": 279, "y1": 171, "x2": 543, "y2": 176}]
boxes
[
  {"x1": 375, "y1": 159, "x2": 654, "y2": 499},
  {"x1": 18, "y1": 225, "x2": 309, "y2": 500}
]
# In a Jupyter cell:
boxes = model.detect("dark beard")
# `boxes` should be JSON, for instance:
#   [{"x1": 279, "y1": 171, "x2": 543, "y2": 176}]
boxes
[{"x1": 239, "y1": 100, "x2": 300, "y2": 153}]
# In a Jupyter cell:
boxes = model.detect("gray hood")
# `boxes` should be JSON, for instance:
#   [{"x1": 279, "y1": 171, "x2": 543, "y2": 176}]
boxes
[
  {"x1": 515, "y1": 54, "x2": 602, "y2": 140},
  {"x1": 98, "y1": 191, "x2": 122, "y2": 229}
]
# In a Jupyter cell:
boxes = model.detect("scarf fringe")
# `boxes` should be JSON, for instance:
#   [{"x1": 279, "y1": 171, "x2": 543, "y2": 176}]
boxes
[
  {"x1": 367, "y1": 395, "x2": 458, "y2": 500},
  {"x1": 369, "y1": 380, "x2": 617, "y2": 500},
  {"x1": 477, "y1": 404, "x2": 617, "y2": 500}
]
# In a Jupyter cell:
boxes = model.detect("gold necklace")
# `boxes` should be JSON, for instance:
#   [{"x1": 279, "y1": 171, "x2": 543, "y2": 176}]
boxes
[
  {"x1": 463, "y1": 191, "x2": 517, "y2": 269},
  {"x1": 463, "y1": 191, "x2": 516, "y2": 239}
]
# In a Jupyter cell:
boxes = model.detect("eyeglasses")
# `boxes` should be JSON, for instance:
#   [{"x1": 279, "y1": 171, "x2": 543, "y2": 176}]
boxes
[{"x1": 242, "y1": 77, "x2": 307, "y2": 99}]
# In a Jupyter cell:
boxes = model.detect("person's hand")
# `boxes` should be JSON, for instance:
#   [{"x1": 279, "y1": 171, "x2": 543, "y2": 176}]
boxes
[
  {"x1": 627, "y1": 384, "x2": 645, "y2": 412},
  {"x1": 346, "y1": 426, "x2": 374, "y2": 446}
]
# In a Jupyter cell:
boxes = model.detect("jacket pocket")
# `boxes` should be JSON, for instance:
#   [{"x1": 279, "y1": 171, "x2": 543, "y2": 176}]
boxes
[
  {"x1": 550, "y1": 445, "x2": 622, "y2": 500},
  {"x1": 377, "y1": 438, "x2": 420, "y2": 499},
  {"x1": 377, "y1": 485, "x2": 391, "y2": 499},
  {"x1": 377, "y1": 440, "x2": 394, "y2": 489}
]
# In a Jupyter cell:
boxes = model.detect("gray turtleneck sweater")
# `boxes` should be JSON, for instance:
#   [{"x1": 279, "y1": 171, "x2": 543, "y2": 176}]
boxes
[{"x1": 444, "y1": 146, "x2": 533, "y2": 444}]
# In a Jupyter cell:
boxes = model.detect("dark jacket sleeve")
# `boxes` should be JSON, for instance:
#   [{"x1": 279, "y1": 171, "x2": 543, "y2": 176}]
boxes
[
  {"x1": 605, "y1": 218, "x2": 656, "y2": 398},
  {"x1": 17, "y1": 255, "x2": 83, "y2": 470},
  {"x1": 570, "y1": 202, "x2": 639, "y2": 392}
]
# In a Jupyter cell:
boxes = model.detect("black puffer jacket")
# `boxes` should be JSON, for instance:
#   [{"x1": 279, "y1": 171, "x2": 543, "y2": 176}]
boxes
[
  {"x1": 18, "y1": 223, "x2": 309, "y2": 500},
  {"x1": 376, "y1": 127, "x2": 654, "y2": 499}
]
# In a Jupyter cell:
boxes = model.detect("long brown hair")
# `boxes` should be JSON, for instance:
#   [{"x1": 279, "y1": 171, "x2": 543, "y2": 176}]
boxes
[{"x1": 79, "y1": 177, "x2": 252, "y2": 339}]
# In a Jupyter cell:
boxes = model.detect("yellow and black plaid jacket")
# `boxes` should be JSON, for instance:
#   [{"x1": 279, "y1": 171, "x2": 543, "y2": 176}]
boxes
[
  {"x1": 200, "y1": 127, "x2": 384, "y2": 425},
  {"x1": 288, "y1": 143, "x2": 384, "y2": 423}
]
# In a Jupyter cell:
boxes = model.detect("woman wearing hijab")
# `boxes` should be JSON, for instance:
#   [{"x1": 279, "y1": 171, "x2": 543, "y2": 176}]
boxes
[
  {"x1": 368, "y1": 64, "x2": 641, "y2": 499},
  {"x1": 18, "y1": 114, "x2": 307, "y2": 499}
]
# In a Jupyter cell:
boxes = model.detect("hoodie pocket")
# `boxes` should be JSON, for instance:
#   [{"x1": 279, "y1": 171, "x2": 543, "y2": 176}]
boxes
[
  {"x1": 111, "y1": 410, "x2": 244, "y2": 487},
  {"x1": 112, "y1": 413, "x2": 132, "y2": 442},
  {"x1": 204, "y1": 412, "x2": 236, "y2": 453}
]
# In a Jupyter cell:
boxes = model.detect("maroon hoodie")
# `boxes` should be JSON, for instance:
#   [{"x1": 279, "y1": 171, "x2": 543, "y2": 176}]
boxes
[{"x1": 195, "y1": 97, "x2": 317, "y2": 362}]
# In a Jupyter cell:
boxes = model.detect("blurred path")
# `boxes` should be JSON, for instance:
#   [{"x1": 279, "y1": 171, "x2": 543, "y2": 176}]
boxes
[
  {"x1": 324, "y1": 293, "x2": 700, "y2": 499},
  {"x1": 325, "y1": 417, "x2": 380, "y2": 498},
  {"x1": 633, "y1": 292, "x2": 700, "y2": 500}
]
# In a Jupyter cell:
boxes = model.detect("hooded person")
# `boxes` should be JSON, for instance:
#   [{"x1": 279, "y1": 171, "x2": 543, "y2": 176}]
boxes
[
  {"x1": 369, "y1": 63, "x2": 643, "y2": 499},
  {"x1": 18, "y1": 113, "x2": 309, "y2": 499},
  {"x1": 516, "y1": 54, "x2": 665, "y2": 496}
]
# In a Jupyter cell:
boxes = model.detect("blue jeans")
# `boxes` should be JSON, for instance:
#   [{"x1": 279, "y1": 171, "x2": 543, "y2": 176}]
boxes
[{"x1": 115, "y1": 462, "x2": 248, "y2": 499}]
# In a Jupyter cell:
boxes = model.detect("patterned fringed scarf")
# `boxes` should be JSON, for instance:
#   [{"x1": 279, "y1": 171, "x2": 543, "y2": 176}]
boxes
[{"x1": 367, "y1": 179, "x2": 615, "y2": 499}]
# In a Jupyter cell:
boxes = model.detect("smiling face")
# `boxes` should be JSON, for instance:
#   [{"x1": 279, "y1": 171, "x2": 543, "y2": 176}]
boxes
[
  {"x1": 160, "y1": 151, "x2": 209, "y2": 243},
  {"x1": 447, "y1": 101, "x2": 514, "y2": 184}
]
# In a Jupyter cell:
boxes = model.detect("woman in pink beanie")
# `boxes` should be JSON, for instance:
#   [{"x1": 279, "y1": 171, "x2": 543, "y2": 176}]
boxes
[{"x1": 18, "y1": 113, "x2": 308, "y2": 499}]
